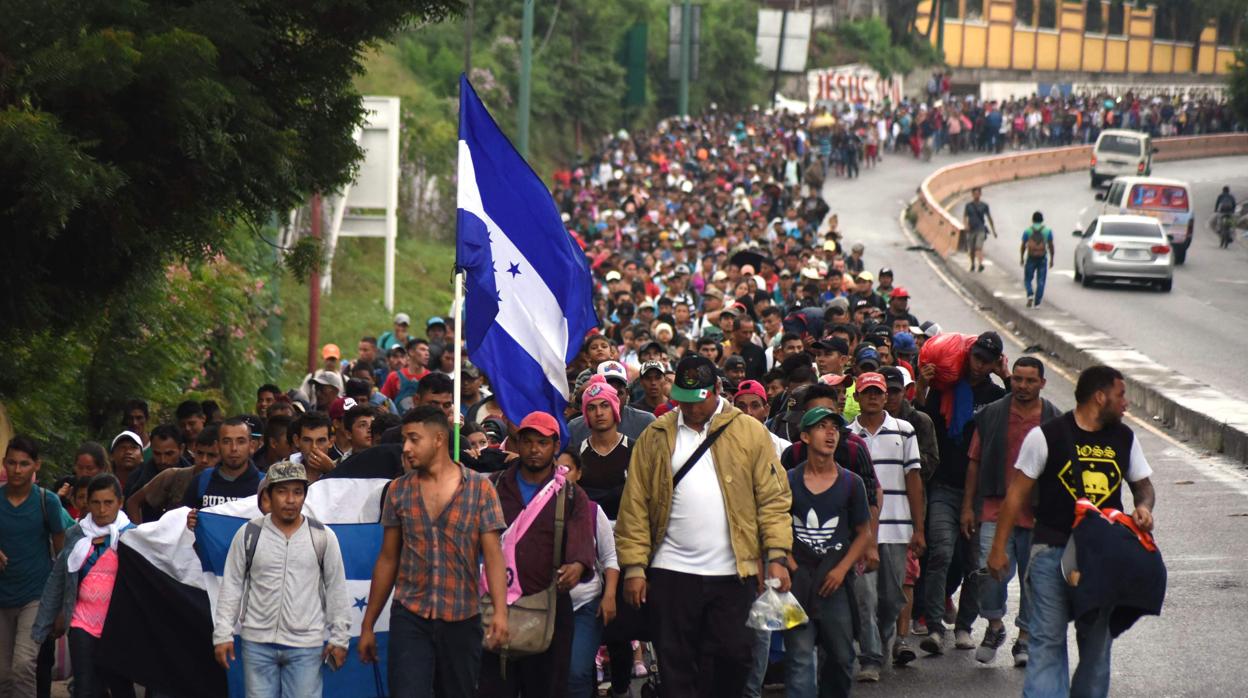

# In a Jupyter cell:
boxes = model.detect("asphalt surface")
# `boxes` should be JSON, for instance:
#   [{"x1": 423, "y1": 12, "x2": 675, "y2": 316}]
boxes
[
  {"x1": 814, "y1": 148, "x2": 1248, "y2": 697},
  {"x1": 969, "y1": 156, "x2": 1248, "y2": 398}
]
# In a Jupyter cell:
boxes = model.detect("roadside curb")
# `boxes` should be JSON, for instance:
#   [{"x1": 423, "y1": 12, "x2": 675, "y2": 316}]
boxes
[{"x1": 899, "y1": 199, "x2": 1248, "y2": 466}]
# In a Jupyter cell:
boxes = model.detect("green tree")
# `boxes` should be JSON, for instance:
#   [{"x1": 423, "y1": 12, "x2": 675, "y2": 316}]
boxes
[
  {"x1": 0, "y1": 0, "x2": 460, "y2": 343},
  {"x1": 1230, "y1": 49, "x2": 1248, "y2": 124}
]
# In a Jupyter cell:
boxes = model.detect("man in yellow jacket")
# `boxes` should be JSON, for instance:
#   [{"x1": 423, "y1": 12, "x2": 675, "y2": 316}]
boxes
[{"x1": 616, "y1": 355, "x2": 793, "y2": 697}]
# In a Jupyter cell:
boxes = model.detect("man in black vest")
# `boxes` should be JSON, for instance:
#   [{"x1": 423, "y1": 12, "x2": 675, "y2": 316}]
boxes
[
  {"x1": 961, "y1": 357, "x2": 1061, "y2": 667},
  {"x1": 988, "y1": 365, "x2": 1155, "y2": 697}
]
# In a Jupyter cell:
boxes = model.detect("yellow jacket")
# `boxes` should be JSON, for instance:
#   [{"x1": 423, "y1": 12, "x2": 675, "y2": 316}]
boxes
[{"x1": 615, "y1": 403, "x2": 793, "y2": 579}]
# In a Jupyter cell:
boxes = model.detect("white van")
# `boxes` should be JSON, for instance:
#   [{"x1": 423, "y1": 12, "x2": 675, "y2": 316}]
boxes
[
  {"x1": 1090, "y1": 129, "x2": 1155, "y2": 188},
  {"x1": 1096, "y1": 176, "x2": 1194, "y2": 264}
]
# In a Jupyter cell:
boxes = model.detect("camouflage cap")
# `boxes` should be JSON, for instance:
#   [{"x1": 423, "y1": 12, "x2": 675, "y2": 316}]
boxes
[{"x1": 264, "y1": 460, "x2": 308, "y2": 491}]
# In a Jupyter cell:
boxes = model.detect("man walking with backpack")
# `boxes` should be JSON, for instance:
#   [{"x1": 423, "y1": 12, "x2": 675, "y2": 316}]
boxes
[
  {"x1": 212, "y1": 461, "x2": 350, "y2": 698},
  {"x1": 1020, "y1": 211, "x2": 1055, "y2": 307},
  {"x1": 1, "y1": 437, "x2": 67, "y2": 698}
]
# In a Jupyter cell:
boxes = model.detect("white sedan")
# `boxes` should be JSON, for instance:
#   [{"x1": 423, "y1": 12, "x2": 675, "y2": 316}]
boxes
[{"x1": 1072, "y1": 214, "x2": 1174, "y2": 292}]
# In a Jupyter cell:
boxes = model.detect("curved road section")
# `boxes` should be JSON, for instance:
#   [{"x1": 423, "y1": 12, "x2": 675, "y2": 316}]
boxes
[{"x1": 910, "y1": 140, "x2": 1248, "y2": 463}]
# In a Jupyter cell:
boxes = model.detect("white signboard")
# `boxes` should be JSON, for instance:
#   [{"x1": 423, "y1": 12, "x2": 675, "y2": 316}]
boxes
[
  {"x1": 807, "y1": 64, "x2": 903, "y2": 108},
  {"x1": 756, "y1": 8, "x2": 813, "y2": 72}
]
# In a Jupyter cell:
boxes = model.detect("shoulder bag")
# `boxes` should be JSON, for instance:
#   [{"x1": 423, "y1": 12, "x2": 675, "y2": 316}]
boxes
[{"x1": 479, "y1": 482, "x2": 567, "y2": 658}]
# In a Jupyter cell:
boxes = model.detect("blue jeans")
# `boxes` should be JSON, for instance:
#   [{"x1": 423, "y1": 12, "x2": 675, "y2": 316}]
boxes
[
  {"x1": 978, "y1": 522, "x2": 1032, "y2": 632},
  {"x1": 855, "y1": 543, "x2": 908, "y2": 667},
  {"x1": 924, "y1": 485, "x2": 980, "y2": 632},
  {"x1": 568, "y1": 597, "x2": 602, "y2": 698},
  {"x1": 1024, "y1": 257, "x2": 1048, "y2": 304},
  {"x1": 784, "y1": 584, "x2": 854, "y2": 698},
  {"x1": 1024, "y1": 544, "x2": 1113, "y2": 697},
  {"x1": 743, "y1": 628, "x2": 771, "y2": 698},
  {"x1": 240, "y1": 640, "x2": 323, "y2": 698},
  {"x1": 388, "y1": 604, "x2": 482, "y2": 698}
]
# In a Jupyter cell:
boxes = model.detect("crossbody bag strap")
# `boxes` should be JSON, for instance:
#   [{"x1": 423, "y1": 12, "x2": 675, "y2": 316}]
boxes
[
  {"x1": 672, "y1": 420, "x2": 732, "y2": 489},
  {"x1": 552, "y1": 484, "x2": 568, "y2": 575}
]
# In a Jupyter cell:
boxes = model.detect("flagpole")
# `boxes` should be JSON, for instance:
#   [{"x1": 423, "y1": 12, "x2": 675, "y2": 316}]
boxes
[{"x1": 452, "y1": 269, "x2": 465, "y2": 457}]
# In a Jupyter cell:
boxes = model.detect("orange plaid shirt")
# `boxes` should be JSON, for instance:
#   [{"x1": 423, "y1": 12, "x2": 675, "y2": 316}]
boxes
[{"x1": 381, "y1": 466, "x2": 505, "y2": 621}]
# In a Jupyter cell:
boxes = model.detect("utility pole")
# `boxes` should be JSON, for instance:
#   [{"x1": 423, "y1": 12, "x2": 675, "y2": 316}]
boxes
[
  {"x1": 518, "y1": 0, "x2": 534, "y2": 157},
  {"x1": 936, "y1": 0, "x2": 946, "y2": 53},
  {"x1": 678, "y1": 0, "x2": 691, "y2": 117},
  {"x1": 306, "y1": 194, "x2": 322, "y2": 375},
  {"x1": 464, "y1": 0, "x2": 474, "y2": 75},
  {"x1": 770, "y1": 2, "x2": 791, "y2": 108}
]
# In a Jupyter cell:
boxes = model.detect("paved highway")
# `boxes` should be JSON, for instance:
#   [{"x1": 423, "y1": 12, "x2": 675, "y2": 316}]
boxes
[
  {"x1": 807, "y1": 150, "x2": 1248, "y2": 697},
  {"x1": 970, "y1": 155, "x2": 1248, "y2": 397}
]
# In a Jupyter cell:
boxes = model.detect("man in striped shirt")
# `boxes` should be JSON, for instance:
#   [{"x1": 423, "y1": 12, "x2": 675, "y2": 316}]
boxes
[{"x1": 849, "y1": 372, "x2": 926, "y2": 682}]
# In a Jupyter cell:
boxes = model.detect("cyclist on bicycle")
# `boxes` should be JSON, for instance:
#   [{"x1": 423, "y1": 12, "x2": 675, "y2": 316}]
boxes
[{"x1": 1215, "y1": 187, "x2": 1237, "y2": 249}]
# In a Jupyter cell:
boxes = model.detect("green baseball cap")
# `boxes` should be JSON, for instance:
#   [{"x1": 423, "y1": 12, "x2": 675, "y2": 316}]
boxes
[
  {"x1": 800, "y1": 406, "x2": 846, "y2": 431},
  {"x1": 671, "y1": 355, "x2": 718, "y2": 403}
]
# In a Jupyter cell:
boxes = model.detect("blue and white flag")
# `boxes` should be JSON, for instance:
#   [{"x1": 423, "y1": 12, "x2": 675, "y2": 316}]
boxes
[
  {"x1": 99, "y1": 479, "x2": 393, "y2": 698},
  {"x1": 456, "y1": 75, "x2": 596, "y2": 438}
]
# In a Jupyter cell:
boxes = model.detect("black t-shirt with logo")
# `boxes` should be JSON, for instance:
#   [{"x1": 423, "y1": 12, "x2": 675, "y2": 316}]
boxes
[
  {"x1": 1016, "y1": 412, "x2": 1152, "y2": 545},
  {"x1": 182, "y1": 463, "x2": 263, "y2": 509}
]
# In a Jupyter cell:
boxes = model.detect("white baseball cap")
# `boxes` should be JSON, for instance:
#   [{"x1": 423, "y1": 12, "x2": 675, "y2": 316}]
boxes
[
  {"x1": 110, "y1": 431, "x2": 143, "y2": 451},
  {"x1": 393, "y1": 312, "x2": 411, "y2": 326},
  {"x1": 595, "y1": 361, "x2": 629, "y2": 386}
]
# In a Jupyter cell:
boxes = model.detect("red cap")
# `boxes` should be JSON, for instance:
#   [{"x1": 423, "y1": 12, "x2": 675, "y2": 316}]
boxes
[
  {"x1": 517, "y1": 411, "x2": 560, "y2": 438},
  {"x1": 820, "y1": 373, "x2": 849, "y2": 387},
  {"x1": 327, "y1": 396, "x2": 351, "y2": 420},
  {"x1": 734, "y1": 380, "x2": 768, "y2": 403},
  {"x1": 855, "y1": 372, "x2": 887, "y2": 393},
  {"x1": 891, "y1": 286, "x2": 910, "y2": 299}
]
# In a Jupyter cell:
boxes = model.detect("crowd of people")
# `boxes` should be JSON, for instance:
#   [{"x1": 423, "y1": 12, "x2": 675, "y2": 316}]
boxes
[
  {"x1": 0, "y1": 101, "x2": 1166, "y2": 698},
  {"x1": 804, "y1": 82, "x2": 1238, "y2": 173}
]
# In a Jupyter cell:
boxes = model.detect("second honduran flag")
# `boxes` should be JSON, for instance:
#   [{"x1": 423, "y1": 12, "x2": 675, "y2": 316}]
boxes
[{"x1": 98, "y1": 478, "x2": 394, "y2": 698}]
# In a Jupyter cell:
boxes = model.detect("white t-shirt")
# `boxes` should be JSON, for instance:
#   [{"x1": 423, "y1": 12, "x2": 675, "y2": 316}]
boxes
[
  {"x1": 652, "y1": 399, "x2": 738, "y2": 575},
  {"x1": 1013, "y1": 426, "x2": 1153, "y2": 482},
  {"x1": 571, "y1": 504, "x2": 619, "y2": 611}
]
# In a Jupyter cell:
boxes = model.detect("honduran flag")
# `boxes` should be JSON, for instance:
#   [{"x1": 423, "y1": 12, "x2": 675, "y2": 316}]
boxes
[{"x1": 98, "y1": 478, "x2": 394, "y2": 697}]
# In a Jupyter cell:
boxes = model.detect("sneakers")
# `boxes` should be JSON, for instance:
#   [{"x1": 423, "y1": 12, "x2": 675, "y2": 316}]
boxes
[
  {"x1": 975, "y1": 626, "x2": 1007, "y2": 663},
  {"x1": 912, "y1": 618, "x2": 929, "y2": 636},
  {"x1": 1012, "y1": 639, "x2": 1030, "y2": 667},
  {"x1": 855, "y1": 665, "x2": 881, "y2": 683},
  {"x1": 920, "y1": 627, "x2": 946, "y2": 655},
  {"x1": 1026, "y1": 295, "x2": 1034, "y2": 308},
  {"x1": 893, "y1": 639, "x2": 917, "y2": 666},
  {"x1": 955, "y1": 629, "x2": 976, "y2": 650}
]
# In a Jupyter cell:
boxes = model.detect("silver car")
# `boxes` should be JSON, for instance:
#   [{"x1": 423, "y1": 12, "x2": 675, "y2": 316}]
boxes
[{"x1": 1072, "y1": 214, "x2": 1174, "y2": 292}]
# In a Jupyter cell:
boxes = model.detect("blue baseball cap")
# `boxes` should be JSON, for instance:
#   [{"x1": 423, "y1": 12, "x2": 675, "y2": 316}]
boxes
[
  {"x1": 426, "y1": 316, "x2": 446, "y2": 328},
  {"x1": 893, "y1": 331, "x2": 917, "y2": 354}
]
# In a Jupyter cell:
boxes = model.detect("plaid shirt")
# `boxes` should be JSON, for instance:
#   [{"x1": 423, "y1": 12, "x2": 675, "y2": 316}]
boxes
[{"x1": 381, "y1": 466, "x2": 505, "y2": 621}]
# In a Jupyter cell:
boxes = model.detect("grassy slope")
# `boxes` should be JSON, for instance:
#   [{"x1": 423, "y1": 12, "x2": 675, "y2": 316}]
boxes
[{"x1": 277, "y1": 45, "x2": 456, "y2": 386}]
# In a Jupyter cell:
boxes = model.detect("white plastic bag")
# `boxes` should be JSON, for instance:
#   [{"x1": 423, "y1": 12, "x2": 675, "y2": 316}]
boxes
[{"x1": 746, "y1": 578, "x2": 809, "y2": 631}]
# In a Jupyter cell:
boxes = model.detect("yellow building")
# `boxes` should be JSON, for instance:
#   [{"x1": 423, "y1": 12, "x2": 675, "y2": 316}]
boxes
[{"x1": 917, "y1": 0, "x2": 1238, "y2": 76}]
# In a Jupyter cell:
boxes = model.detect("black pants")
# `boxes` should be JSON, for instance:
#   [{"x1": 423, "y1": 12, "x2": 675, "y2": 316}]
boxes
[
  {"x1": 477, "y1": 592, "x2": 575, "y2": 697},
  {"x1": 647, "y1": 569, "x2": 754, "y2": 698},
  {"x1": 388, "y1": 605, "x2": 483, "y2": 698},
  {"x1": 68, "y1": 628, "x2": 136, "y2": 698}
]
